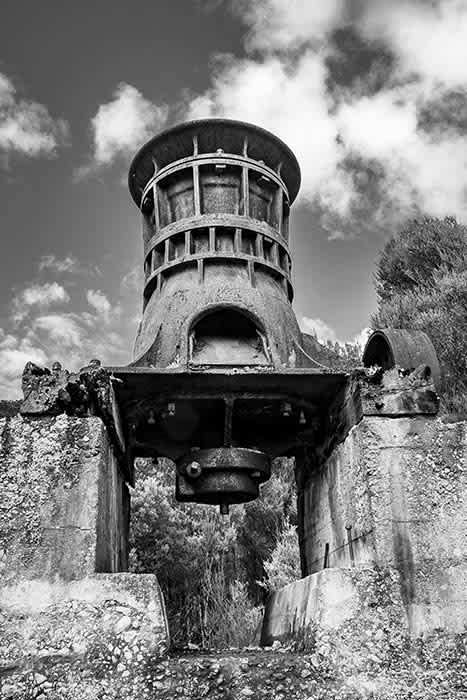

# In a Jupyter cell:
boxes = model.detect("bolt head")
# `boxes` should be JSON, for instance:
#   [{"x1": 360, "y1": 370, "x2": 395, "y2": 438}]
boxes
[{"x1": 186, "y1": 461, "x2": 202, "y2": 478}]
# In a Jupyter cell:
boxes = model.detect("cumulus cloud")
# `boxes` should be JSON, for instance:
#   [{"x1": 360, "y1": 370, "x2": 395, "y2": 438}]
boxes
[
  {"x1": 0, "y1": 305, "x2": 131, "y2": 398},
  {"x1": 301, "y1": 316, "x2": 371, "y2": 349},
  {"x1": 0, "y1": 72, "x2": 69, "y2": 159},
  {"x1": 230, "y1": 0, "x2": 346, "y2": 51},
  {"x1": 188, "y1": 0, "x2": 467, "y2": 232},
  {"x1": 0, "y1": 253, "x2": 137, "y2": 398},
  {"x1": 0, "y1": 330, "x2": 48, "y2": 397},
  {"x1": 79, "y1": 83, "x2": 168, "y2": 174},
  {"x1": 2, "y1": 246, "x2": 146, "y2": 398},
  {"x1": 12, "y1": 282, "x2": 70, "y2": 322},
  {"x1": 21, "y1": 282, "x2": 69, "y2": 307},
  {"x1": 301, "y1": 316, "x2": 339, "y2": 345},
  {"x1": 33, "y1": 313, "x2": 83, "y2": 347},
  {"x1": 361, "y1": 0, "x2": 467, "y2": 90},
  {"x1": 188, "y1": 52, "x2": 356, "y2": 216},
  {"x1": 87, "y1": 289, "x2": 111, "y2": 315}
]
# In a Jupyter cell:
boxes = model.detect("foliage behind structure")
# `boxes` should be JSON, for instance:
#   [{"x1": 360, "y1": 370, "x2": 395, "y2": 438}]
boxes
[
  {"x1": 373, "y1": 216, "x2": 467, "y2": 419},
  {"x1": 129, "y1": 457, "x2": 299, "y2": 648}
]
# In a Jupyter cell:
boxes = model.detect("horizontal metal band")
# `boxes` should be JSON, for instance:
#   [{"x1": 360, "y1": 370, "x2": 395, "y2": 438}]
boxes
[
  {"x1": 144, "y1": 213, "x2": 290, "y2": 257},
  {"x1": 141, "y1": 152, "x2": 289, "y2": 206}
]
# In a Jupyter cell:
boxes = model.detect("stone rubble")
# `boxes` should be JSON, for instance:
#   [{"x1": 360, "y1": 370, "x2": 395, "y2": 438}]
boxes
[{"x1": 1, "y1": 632, "x2": 467, "y2": 699}]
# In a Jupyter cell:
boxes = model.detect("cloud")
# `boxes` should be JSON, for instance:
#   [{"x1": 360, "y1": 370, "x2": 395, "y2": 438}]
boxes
[
  {"x1": 86, "y1": 289, "x2": 116, "y2": 321},
  {"x1": 121, "y1": 264, "x2": 143, "y2": 293},
  {"x1": 0, "y1": 331, "x2": 48, "y2": 397},
  {"x1": 79, "y1": 83, "x2": 168, "y2": 175},
  {"x1": 12, "y1": 282, "x2": 70, "y2": 322},
  {"x1": 360, "y1": 0, "x2": 467, "y2": 90},
  {"x1": 188, "y1": 52, "x2": 355, "y2": 216},
  {"x1": 0, "y1": 251, "x2": 136, "y2": 398},
  {"x1": 21, "y1": 282, "x2": 69, "y2": 307},
  {"x1": 301, "y1": 316, "x2": 371, "y2": 350},
  {"x1": 33, "y1": 313, "x2": 83, "y2": 347},
  {"x1": 38, "y1": 254, "x2": 102, "y2": 277},
  {"x1": 0, "y1": 72, "x2": 69, "y2": 159},
  {"x1": 337, "y1": 84, "x2": 467, "y2": 221},
  {"x1": 230, "y1": 0, "x2": 346, "y2": 51},
  {"x1": 301, "y1": 316, "x2": 339, "y2": 345},
  {"x1": 38, "y1": 255, "x2": 78, "y2": 274},
  {"x1": 188, "y1": 0, "x2": 467, "y2": 233}
]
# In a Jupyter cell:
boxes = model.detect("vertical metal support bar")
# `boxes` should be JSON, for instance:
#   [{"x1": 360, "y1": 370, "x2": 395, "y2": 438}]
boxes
[
  {"x1": 256, "y1": 233, "x2": 263, "y2": 258},
  {"x1": 157, "y1": 273, "x2": 162, "y2": 292},
  {"x1": 283, "y1": 200, "x2": 290, "y2": 242},
  {"x1": 193, "y1": 165, "x2": 201, "y2": 215},
  {"x1": 197, "y1": 259, "x2": 204, "y2": 284},
  {"x1": 234, "y1": 228, "x2": 242, "y2": 254},
  {"x1": 272, "y1": 242, "x2": 279, "y2": 267},
  {"x1": 153, "y1": 184, "x2": 160, "y2": 231},
  {"x1": 150, "y1": 249, "x2": 155, "y2": 273},
  {"x1": 242, "y1": 167, "x2": 249, "y2": 217},
  {"x1": 276, "y1": 187, "x2": 283, "y2": 237},
  {"x1": 193, "y1": 133, "x2": 199, "y2": 156},
  {"x1": 185, "y1": 230, "x2": 191, "y2": 256},
  {"x1": 209, "y1": 226, "x2": 216, "y2": 252},
  {"x1": 164, "y1": 238, "x2": 170, "y2": 264},
  {"x1": 248, "y1": 260, "x2": 256, "y2": 288}
]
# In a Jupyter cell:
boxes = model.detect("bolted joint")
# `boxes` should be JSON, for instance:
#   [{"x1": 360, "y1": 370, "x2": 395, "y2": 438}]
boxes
[
  {"x1": 185, "y1": 461, "x2": 202, "y2": 479},
  {"x1": 176, "y1": 447, "x2": 270, "y2": 507}
]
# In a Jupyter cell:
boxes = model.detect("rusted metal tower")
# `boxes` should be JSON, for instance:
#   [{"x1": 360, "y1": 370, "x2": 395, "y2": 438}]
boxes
[
  {"x1": 110, "y1": 119, "x2": 347, "y2": 512},
  {"x1": 129, "y1": 119, "x2": 302, "y2": 369}
]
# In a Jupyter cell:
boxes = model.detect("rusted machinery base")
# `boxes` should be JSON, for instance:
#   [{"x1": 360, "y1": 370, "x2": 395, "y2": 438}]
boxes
[
  {"x1": 177, "y1": 447, "x2": 270, "y2": 512},
  {"x1": 106, "y1": 367, "x2": 348, "y2": 508}
]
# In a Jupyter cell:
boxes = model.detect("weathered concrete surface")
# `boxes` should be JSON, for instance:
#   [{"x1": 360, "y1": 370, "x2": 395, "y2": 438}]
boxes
[
  {"x1": 3, "y1": 593, "x2": 466, "y2": 700},
  {"x1": 0, "y1": 415, "x2": 129, "y2": 583},
  {"x1": 0, "y1": 574, "x2": 169, "y2": 699},
  {"x1": 299, "y1": 416, "x2": 467, "y2": 636},
  {"x1": 261, "y1": 567, "x2": 407, "y2": 651}
]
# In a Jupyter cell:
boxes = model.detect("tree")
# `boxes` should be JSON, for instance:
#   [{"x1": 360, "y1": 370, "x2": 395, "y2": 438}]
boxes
[
  {"x1": 373, "y1": 216, "x2": 467, "y2": 418},
  {"x1": 259, "y1": 518, "x2": 301, "y2": 593}
]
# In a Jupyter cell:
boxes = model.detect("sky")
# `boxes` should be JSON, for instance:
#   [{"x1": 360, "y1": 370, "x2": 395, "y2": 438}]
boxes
[{"x1": 1, "y1": 0, "x2": 467, "y2": 397}]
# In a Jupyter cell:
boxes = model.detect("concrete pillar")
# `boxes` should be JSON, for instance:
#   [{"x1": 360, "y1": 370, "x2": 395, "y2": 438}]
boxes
[
  {"x1": 264, "y1": 369, "x2": 467, "y2": 643},
  {"x1": 0, "y1": 414, "x2": 129, "y2": 583},
  {"x1": 0, "y1": 400, "x2": 169, "y2": 695}
]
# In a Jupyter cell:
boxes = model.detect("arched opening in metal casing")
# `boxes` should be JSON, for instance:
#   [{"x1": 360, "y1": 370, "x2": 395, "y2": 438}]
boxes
[{"x1": 188, "y1": 306, "x2": 270, "y2": 367}]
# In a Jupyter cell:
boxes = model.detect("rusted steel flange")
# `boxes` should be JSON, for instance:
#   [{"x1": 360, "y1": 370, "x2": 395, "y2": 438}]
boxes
[{"x1": 176, "y1": 447, "x2": 270, "y2": 507}]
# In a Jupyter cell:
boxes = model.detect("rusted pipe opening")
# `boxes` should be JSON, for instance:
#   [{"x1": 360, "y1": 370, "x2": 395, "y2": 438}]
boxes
[{"x1": 362, "y1": 332, "x2": 394, "y2": 371}]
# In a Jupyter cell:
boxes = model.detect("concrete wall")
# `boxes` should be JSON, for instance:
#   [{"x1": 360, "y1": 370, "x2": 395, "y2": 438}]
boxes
[
  {"x1": 261, "y1": 567, "x2": 407, "y2": 652},
  {"x1": 299, "y1": 416, "x2": 467, "y2": 635},
  {"x1": 0, "y1": 415, "x2": 129, "y2": 584}
]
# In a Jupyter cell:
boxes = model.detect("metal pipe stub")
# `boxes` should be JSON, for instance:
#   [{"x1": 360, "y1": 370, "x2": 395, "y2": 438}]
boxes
[{"x1": 176, "y1": 447, "x2": 270, "y2": 511}]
